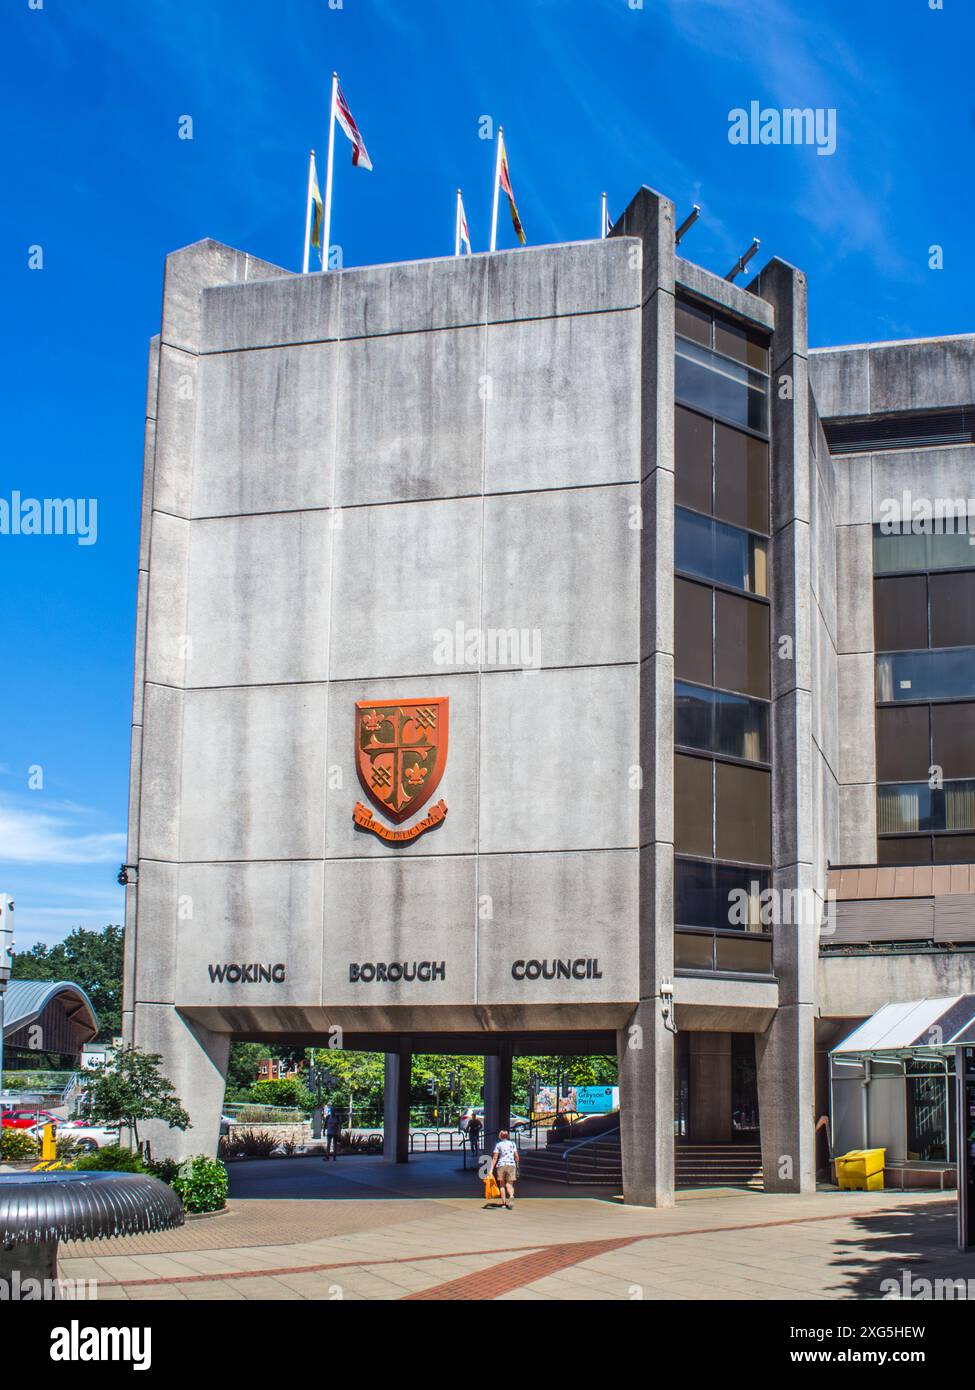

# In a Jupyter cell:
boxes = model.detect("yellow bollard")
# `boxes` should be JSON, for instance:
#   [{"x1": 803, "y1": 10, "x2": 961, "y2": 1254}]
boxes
[{"x1": 41, "y1": 1121, "x2": 57, "y2": 1162}]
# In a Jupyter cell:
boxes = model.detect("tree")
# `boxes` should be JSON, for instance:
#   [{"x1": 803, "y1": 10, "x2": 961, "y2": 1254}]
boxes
[
  {"x1": 248, "y1": 1077, "x2": 314, "y2": 1110},
  {"x1": 84, "y1": 1044, "x2": 189, "y2": 1149},
  {"x1": 12, "y1": 925, "x2": 123, "y2": 1040}
]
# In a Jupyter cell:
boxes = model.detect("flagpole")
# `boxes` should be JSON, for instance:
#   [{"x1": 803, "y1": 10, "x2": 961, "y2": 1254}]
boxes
[
  {"x1": 302, "y1": 150, "x2": 317, "y2": 274},
  {"x1": 601, "y1": 191, "x2": 608, "y2": 239},
  {"x1": 322, "y1": 71, "x2": 338, "y2": 273},
  {"x1": 490, "y1": 126, "x2": 503, "y2": 253},
  {"x1": 455, "y1": 188, "x2": 462, "y2": 257}
]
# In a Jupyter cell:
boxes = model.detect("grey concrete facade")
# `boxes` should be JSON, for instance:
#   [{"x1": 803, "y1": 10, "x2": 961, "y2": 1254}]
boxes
[{"x1": 127, "y1": 192, "x2": 975, "y2": 1195}]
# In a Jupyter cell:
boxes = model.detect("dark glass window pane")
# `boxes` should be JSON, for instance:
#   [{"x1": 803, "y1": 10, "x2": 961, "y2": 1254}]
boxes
[
  {"x1": 674, "y1": 931, "x2": 714, "y2": 970},
  {"x1": 877, "y1": 782, "x2": 935, "y2": 833},
  {"x1": 674, "y1": 681, "x2": 714, "y2": 753},
  {"x1": 676, "y1": 300, "x2": 711, "y2": 347},
  {"x1": 876, "y1": 705, "x2": 930, "y2": 781},
  {"x1": 675, "y1": 406, "x2": 712, "y2": 515},
  {"x1": 932, "y1": 703, "x2": 975, "y2": 778},
  {"x1": 715, "y1": 935, "x2": 773, "y2": 974},
  {"x1": 876, "y1": 648, "x2": 975, "y2": 701},
  {"x1": 675, "y1": 753, "x2": 713, "y2": 858},
  {"x1": 714, "y1": 590, "x2": 770, "y2": 698},
  {"x1": 878, "y1": 836, "x2": 932, "y2": 866},
  {"x1": 714, "y1": 422, "x2": 769, "y2": 534},
  {"x1": 713, "y1": 315, "x2": 769, "y2": 373},
  {"x1": 675, "y1": 681, "x2": 769, "y2": 762},
  {"x1": 714, "y1": 688, "x2": 769, "y2": 762},
  {"x1": 675, "y1": 338, "x2": 769, "y2": 434},
  {"x1": 930, "y1": 572, "x2": 975, "y2": 648},
  {"x1": 874, "y1": 575, "x2": 928, "y2": 651},
  {"x1": 874, "y1": 524, "x2": 975, "y2": 574},
  {"x1": 675, "y1": 508, "x2": 766, "y2": 595},
  {"x1": 715, "y1": 762, "x2": 771, "y2": 864},
  {"x1": 944, "y1": 780, "x2": 975, "y2": 831},
  {"x1": 934, "y1": 833, "x2": 975, "y2": 864},
  {"x1": 675, "y1": 578, "x2": 713, "y2": 686},
  {"x1": 675, "y1": 859, "x2": 770, "y2": 929}
]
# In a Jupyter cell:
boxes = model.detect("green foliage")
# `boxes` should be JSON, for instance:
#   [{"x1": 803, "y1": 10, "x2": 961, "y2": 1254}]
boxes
[
  {"x1": 511, "y1": 1055, "x2": 617, "y2": 1109},
  {"x1": 83, "y1": 1044, "x2": 190, "y2": 1146},
  {"x1": 339, "y1": 1131, "x2": 383, "y2": 1154},
  {"x1": 232, "y1": 1129, "x2": 280, "y2": 1157},
  {"x1": 171, "y1": 1155, "x2": 229, "y2": 1213},
  {"x1": 224, "y1": 1042, "x2": 298, "y2": 1098},
  {"x1": 247, "y1": 1077, "x2": 314, "y2": 1110},
  {"x1": 73, "y1": 1144, "x2": 146, "y2": 1173},
  {"x1": 1, "y1": 1127, "x2": 41, "y2": 1161},
  {"x1": 144, "y1": 1156, "x2": 181, "y2": 1185},
  {"x1": 11, "y1": 925, "x2": 124, "y2": 1040}
]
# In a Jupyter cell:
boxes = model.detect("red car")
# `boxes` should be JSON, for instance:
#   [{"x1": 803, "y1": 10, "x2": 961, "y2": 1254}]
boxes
[{"x1": 1, "y1": 1108, "x2": 59, "y2": 1129}]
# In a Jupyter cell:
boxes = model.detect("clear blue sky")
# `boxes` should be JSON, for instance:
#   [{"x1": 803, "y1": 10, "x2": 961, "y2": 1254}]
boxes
[{"x1": 1, "y1": 0, "x2": 972, "y2": 949}]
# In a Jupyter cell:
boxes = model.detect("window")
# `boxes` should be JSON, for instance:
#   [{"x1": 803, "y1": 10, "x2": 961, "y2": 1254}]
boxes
[
  {"x1": 874, "y1": 576, "x2": 928, "y2": 652},
  {"x1": 674, "y1": 858, "x2": 770, "y2": 929},
  {"x1": 676, "y1": 337, "x2": 769, "y2": 434},
  {"x1": 874, "y1": 524, "x2": 975, "y2": 575},
  {"x1": 714, "y1": 589, "x2": 770, "y2": 699},
  {"x1": 930, "y1": 571, "x2": 975, "y2": 648},
  {"x1": 675, "y1": 408, "x2": 770, "y2": 535},
  {"x1": 675, "y1": 753, "x2": 713, "y2": 859},
  {"x1": 675, "y1": 577, "x2": 713, "y2": 687},
  {"x1": 715, "y1": 762, "x2": 772, "y2": 864},
  {"x1": 876, "y1": 648, "x2": 975, "y2": 702},
  {"x1": 876, "y1": 705, "x2": 930, "y2": 781},
  {"x1": 675, "y1": 508, "x2": 767, "y2": 596},
  {"x1": 675, "y1": 300, "x2": 769, "y2": 372},
  {"x1": 675, "y1": 681, "x2": 769, "y2": 763},
  {"x1": 932, "y1": 703, "x2": 975, "y2": 778}
]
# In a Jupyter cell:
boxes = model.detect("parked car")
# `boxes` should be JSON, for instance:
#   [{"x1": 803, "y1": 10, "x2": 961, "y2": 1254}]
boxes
[
  {"x1": 44, "y1": 1121, "x2": 120, "y2": 1152},
  {"x1": 2, "y1": 1107, "x2": 60, "y2": 1130}
]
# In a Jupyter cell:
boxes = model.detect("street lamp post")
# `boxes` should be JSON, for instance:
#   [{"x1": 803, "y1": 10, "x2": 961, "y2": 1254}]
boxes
[{"x1": 0, "y1": 896, "x2": 15, "y2": 1096}]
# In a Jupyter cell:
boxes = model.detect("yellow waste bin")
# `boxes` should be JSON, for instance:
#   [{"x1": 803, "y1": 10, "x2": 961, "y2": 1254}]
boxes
[{"x1": 835, "y1": 1148, "x2": 886, "y2": 1191}]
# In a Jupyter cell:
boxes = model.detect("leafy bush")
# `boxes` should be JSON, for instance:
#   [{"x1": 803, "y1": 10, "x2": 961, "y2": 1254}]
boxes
[
  {"x1": 171, "y1": 1155, "x2": 228, "y2": 1214},
  {"x1": 338, "y1": 1130, "x2": 382, "y2": 1154},
  {"x1": 144, "y1": 1156, "x2": 181, "y2": 1185},
  {"x1": 73, "y1": 1144, "x2": 147, "y2": 1173},
  {"x1": 56, "y1": 1134, "x2": 81, "y2": 1160},
  {"x1": 1, "y1": 1127, "x2": 41, "y2": 1161},
  {"x1": 234, "y1": 1129, "x2": 280, "y2": 1158}
]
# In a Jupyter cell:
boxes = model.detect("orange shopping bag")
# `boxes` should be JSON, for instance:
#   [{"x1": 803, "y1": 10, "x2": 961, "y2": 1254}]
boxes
[{"x1": 483, "y1": 1173, "x2": 501, "y2": 1201}]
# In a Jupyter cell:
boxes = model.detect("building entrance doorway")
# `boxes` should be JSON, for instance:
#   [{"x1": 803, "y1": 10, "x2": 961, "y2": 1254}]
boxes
[{"x1": 674, "y1": 1032, "x2": 760, "y2": 1145}]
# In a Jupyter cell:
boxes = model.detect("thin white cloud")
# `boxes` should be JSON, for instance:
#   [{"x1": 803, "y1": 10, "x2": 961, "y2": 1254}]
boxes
[{"x1": 0, "y1": 799, "x2": 125, "y2": 865}]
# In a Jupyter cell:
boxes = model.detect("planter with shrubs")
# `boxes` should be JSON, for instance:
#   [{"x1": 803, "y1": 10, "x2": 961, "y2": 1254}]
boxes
[
  {"x1": 171, "y1": 1155, "x2": 229, "y2": 1215},
  {"x1": 0, "y1": 1127, "x2": 41, "y2": 1163}
]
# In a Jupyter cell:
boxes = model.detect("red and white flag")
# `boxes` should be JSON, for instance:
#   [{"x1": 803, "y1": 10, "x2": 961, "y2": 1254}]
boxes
[
  {"x1": 458, "y1": 191, "x2": 472, "y2": 255},
  {"x1": 335, "y1": 82, "x2": 373, "y2": 170}
]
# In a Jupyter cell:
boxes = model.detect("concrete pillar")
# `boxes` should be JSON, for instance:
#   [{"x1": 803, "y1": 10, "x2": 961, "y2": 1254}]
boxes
[
  {"x1": 757, "y1": 1004, "x2": 816, "y2": 1191},
  {"x1": 132, "y1": 1003, "x2": 229, "y2": 1161},
  {"x1": 611, "y1": 184, "x2": 677, "y2": 1208},
  {"x1": 483, "y1": 1043, "x2": 512, "y2": 1148},
  {"x1": 383, "y1": 1040, "x2": 411, "y2": 1164},
  {"x1": 690, "y1": 1033, "x2": 732, "y2": 1143}
]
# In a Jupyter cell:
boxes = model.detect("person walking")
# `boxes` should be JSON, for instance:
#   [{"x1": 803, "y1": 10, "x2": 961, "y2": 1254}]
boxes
[
  {"x1": 491, "y1": 1129, "x2": 519, "y2": 1209},
  {"x1": 468, "y1": 1113, "x2": 482, "y2": 1164},
  {"x1": 323, "y1": 1102, "x2": 342, "y2": 1161}
]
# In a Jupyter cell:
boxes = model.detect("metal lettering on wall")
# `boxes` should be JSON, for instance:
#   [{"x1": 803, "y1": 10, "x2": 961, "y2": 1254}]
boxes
[
  {"x1": 353, "y1": 698, "x2": 449, "y2": 843},
  {"x1": 349, "y1": 961, "x2": 446, "y2": 983},
  {"x1": 511, "y1": 958, "x2": 603, "y2": 981},
  {"x1": 207, "y1": 963, "x2": 287, "y2": 983}
]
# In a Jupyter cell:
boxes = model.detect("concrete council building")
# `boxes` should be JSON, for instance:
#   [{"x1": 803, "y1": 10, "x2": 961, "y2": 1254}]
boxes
[{"x1": 123, "y1": 185, "x2": 975, "y2": 1203}]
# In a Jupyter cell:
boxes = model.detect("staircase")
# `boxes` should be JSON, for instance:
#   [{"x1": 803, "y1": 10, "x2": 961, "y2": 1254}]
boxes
[
  {"x1": 519, "y1": 1132, "x2": 622, "y2": 1186},
  {"x1": 676, "y1": 1144, "x2": 764, "y2": 1190}
]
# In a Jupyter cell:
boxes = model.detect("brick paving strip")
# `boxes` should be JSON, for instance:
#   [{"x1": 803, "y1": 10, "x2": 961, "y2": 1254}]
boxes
[
  {"x1": 82, "y1": 1197, "x2": 952, "y2": 1295},
  {"x1": 402, "y1": 1236, "x2": 642, "y2": 1300}
]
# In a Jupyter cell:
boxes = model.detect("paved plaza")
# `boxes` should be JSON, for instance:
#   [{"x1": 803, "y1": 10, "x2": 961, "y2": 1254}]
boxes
[{"x1": 57, "y1": 1156, "x2": 970, "y2": 1301}]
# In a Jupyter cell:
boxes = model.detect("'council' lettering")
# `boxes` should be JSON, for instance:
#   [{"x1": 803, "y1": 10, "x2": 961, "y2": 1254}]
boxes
[
  {"x1": 349, "y1": 961, "x2": 446, "y2": 983},
  {"x1": 511, "y1": 958, "x2": 602, "y2": 981}
]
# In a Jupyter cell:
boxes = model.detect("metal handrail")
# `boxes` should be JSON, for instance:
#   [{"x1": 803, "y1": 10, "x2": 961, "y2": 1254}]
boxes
[{"x1": 554, "y1": 1125, "x2": 621, "y2": 1178}]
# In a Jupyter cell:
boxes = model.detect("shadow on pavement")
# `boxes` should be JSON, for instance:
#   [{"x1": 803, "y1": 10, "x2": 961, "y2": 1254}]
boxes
[{"x1": 824, "y1": 1198, "x2": 974, "y2": 1298}]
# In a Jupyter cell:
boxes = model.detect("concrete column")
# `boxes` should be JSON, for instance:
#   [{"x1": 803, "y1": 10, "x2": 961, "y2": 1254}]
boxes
[
  {"x1": 483, "y1": 1043, "x2": 512, "y2": 1148},
  {"x1": 689, "y1": 1033, "x2": 732, "y2": 1143},
  {"x1": 132, "y1": 1003, "x2": 229, "y2": 1161},
  {"x1": 757, "y1": 1004, "x2": 816, "y2": 1191},
  {"x1": 383, "y1": 1040, "x2": 411, "y2": 1164},
  {"x1": 611, "y1": 185, "x2": 677, "y2": 1208}
]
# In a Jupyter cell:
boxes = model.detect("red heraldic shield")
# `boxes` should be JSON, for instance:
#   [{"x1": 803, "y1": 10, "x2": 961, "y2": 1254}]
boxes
[{"x1": 355, "y1": 698, "x2": 449, "y2": 826}]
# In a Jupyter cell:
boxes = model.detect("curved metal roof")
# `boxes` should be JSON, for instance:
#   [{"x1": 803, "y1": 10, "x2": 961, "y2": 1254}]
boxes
[
  {"x1": 0, "y1": 1171, "x2": 184, "y2": 1246},
  {"x1": 2, "y1": 979, "x2": 99, "y2": 1040}
]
